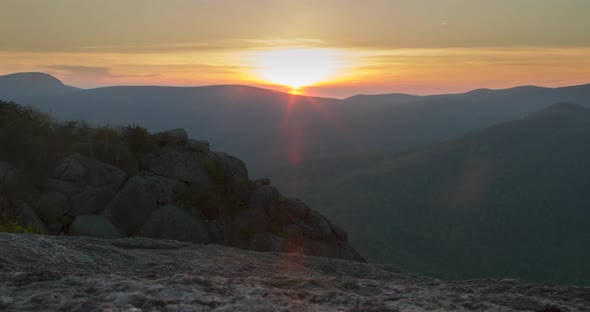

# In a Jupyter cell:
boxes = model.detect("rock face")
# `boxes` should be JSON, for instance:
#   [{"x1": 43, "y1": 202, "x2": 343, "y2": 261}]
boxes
[
  {"x1": 9, "y1": 128, "x2": 364, "y2": 262},
  {"x1": 0, "y1": 234, "x2": 587, "y2": 312}
]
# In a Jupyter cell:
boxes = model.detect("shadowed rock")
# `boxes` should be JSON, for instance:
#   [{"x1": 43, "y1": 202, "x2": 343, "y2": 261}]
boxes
[
  {"x1": 69, "y1": 215, "x2": 123, "y2": 239},
  {"x1": 152, "y1": 128, "x2": 188, "y2": 146},
  {"x1": 136, "y1": 205, "x2": 210, "y2": 244},
  {"x1": 103, "y1": 174, "x2": 184, "y2": 235}
]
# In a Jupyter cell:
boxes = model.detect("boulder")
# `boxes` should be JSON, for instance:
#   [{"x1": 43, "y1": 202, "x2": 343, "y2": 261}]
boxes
[
  {"x1": 86, "y1": 159, "x2": 128, "y2": 188},
  {"x1": 143, "y1": 150, "x2": 211, "y2": 187},
  {"x1": 54, "y1": 154, "x2": 127, "y2": 188},
  {"x1": 279, "y1": 198, "x2": 310, "y2": 221},
  {"x1": 302, "y1": 238, "x2": 342, "y2": 259},
  {"x1": 54, "y1": 156, "x2": 87, "y2": 183},
  {"x1": 0, "y1": 161, "x2": 15, "y2": 184},
  {"x1": 153, "y1": 128, "x2": 187, "y2": 146},
  {"x1": 70, "y1": 186, "x2": 120, "y2": 216},
  {"x1": 282, "y1": 224, "x2": 304, "y2": 242},
  {"x1": 206, "y1": 221, "x2": 225, "y2": 243},
  {"x1": 186, "y1": 139, "x2": 210, "y2": 152},
  {"x1": 32, "y1": 192, "x2": 70, "y2": 226},
  {"x1": 136, "y1": 205, "x2": 210, "y2": 244},
  {"x1": 302, "y1": 234, "x2": 367, "y2": 262},
  {"x1": 45, "y1": 179, "x2": 85, "y2": 197},
  {"x1": 340, "y1": 243, "x2": 367, "y2": 263},
  {"x1": 233, "y1": 209, "x2": 270, "y2": 236},
  {"x1": 266, "y1": 197, "x2": 308, "y2": 234},
  {"x1": 248, "y1": 233, "x2": 284, "y2": 252},
  {"x1": 15, "y1": 201, "x2": 48, "y2": 234},
  {"x1": 330, "y1": 223, "x2": 348, "y2": 241},
  {"x1": 104, "y1": 174, "x2": 184, "y2": 235},
  {"x1": 301, "y1": 210, "x2": 333, "y2": 240},
  {"x1": 213, "y1": 152, "x2": 248, "y2": 180},
  {"x1": 249, "y1": 186, "x2": 281, "y2": 214},
  {"x1": 254, "y1": 178, "x2": 271, "y2": 186},
  {"x1": 69, "y1": 215, "x2": 123, "y2": 239},
  {"x1": 50, "y1": 154, "x2": 128, "y2": 217}
]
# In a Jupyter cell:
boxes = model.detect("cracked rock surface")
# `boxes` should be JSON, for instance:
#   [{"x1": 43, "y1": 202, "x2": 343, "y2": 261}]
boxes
[{"x1": 1, "y1": 234, "x2": 588, "y2": 311}]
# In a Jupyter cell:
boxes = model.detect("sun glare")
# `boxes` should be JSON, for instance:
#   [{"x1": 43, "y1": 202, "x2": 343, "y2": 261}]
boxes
[{"x1": 253, "y1": 49, "x2": 345, "y2": 92}]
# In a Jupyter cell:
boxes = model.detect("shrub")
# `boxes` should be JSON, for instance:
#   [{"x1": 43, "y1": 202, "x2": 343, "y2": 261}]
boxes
[
  {"x1": 0, "y1": 200, "x2": 42, "y2": 234},
  {"x1": 120, "y1": 124, "x2": 157, "y2": 156}
]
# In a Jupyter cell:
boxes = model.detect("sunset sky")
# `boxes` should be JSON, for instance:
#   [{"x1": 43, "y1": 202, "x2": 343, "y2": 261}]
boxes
[{"x1": 1, "y1": 0, "x2": 589, "y2": 98}]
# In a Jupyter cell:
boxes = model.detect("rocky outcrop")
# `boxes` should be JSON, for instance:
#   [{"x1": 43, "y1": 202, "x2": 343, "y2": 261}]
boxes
[
  {"x1": 0, "y1": 234, "x2": 586, "y2": 312},
  {"x1": 6, "y1": 128, "x2": 364, "y2": 262}
]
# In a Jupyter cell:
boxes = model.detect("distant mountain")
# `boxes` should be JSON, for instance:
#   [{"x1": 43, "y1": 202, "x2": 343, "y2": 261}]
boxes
[
  {"x1": 271, "y1": 103, "x2": 590, "y2": 285},
  {"x1": 0, "y1": 72, "x2": 79, "y2": 99},
  {"x1": 3, "y1": 72, "x2": 590, "y2": 176}
]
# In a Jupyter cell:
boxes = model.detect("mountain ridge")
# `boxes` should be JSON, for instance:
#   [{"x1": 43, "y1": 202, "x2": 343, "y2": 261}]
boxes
[
  {"x1": 0, "y1": 72, "x2": 79, "y2": 98},
  {"x1": 4, "y1": 72, "x2": 590, "y2": 176},
  {"x1": 3, "y1": 71, "x2": 590, "y2": 101},
  {"x1": 270, "y1": 102, "x2": 590, "y2": 285}
]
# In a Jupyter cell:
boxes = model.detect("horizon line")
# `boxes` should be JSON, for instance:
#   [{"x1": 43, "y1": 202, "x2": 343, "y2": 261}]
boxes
[{"x1": 2, "y1": 71, "x2": 590, "y2": 100}]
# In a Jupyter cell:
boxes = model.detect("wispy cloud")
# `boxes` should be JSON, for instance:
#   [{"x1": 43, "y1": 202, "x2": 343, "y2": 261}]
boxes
[
  {"x1": 46, "y1": 65, "x2": 159, "y2": 88},
  {"x1": 48, "y1": 65, "x2": 159, "y2": 78},
  {"x1": 78, "y1": 38, "x2": 327, "y2": 53}
]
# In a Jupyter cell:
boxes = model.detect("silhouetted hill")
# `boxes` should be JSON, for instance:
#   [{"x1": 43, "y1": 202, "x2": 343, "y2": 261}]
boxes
[
  {"x1": 271, "y1": 103, "x2": 590, "y2": 285},
  {"x1": 3, "y1": 73, "x2": 590, "y2": 175},
  {"x1": 0, "y1": 72, "x2": 79, "y2": 99}
]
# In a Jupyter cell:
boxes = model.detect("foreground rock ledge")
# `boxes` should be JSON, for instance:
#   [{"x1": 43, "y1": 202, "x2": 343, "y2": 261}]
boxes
[{"x1": 0, "y1": 234, "x2": 588, "y2": 312}]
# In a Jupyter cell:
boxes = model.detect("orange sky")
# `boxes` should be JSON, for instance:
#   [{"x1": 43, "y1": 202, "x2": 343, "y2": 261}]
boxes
[{"x1": 1, "y1": 0, "x2": 589, "y2": 98}]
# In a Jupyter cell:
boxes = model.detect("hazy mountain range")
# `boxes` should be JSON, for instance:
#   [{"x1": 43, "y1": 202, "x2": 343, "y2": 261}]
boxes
[
  {"x1": 273, "y1": 103, "x2": 590, "y2": 285},
  {"x1": 2, "y1": 72, "x2": 590, "y2": 285},
  {"x1": 2, "y1": 72, "x2": 590, "y2": 176}
]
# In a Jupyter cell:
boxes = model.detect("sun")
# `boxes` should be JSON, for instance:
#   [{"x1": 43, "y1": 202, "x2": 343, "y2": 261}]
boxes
[{"x1": 253, "y1": 49, "x2": 344, "y2": 92}]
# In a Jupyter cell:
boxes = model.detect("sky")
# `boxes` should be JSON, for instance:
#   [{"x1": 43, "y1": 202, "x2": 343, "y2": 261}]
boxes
[{"x1": 1, "y1": 0, "x2": 589, "y2": 98}]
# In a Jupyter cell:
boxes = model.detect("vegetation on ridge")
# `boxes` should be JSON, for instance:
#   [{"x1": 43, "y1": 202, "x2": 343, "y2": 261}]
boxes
[{"x1": 0, "y1": 100, "x2": 157, "y2": 232}]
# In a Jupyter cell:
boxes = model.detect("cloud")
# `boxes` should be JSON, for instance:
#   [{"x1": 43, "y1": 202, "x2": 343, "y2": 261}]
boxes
[
  {"x1": 48, "y1": 65, "x2": 159, "y2": 78},
  {"x1": 46, "y1": 65, "x2": 159, "y2": 87},
  {"x1": 78, "y1": 38, "x2": 327, "y2": 53}
]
